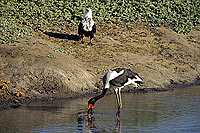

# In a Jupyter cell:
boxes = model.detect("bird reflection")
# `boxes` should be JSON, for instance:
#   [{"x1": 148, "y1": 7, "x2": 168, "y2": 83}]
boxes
[
  {"x1": 77, "y1": 111, "x2": 122, "y2": 132},
  {"x1": 88, "y1": 116, "x2": 122, "y2": 132},
  {"x1": 80, "y1": 115, "x2": 122, "y2": 132},
  {"x1": 115, "y1": 114, "x2": 122, "y2": 132},
  {"x1": 88, "y1": 117, "x2": 95, "y2": 130},
  {"x1": 77, "y1": 111, "x2": 96, "y2": 132}
]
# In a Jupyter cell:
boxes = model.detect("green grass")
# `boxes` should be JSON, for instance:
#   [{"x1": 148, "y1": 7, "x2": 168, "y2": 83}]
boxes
[{"x1": 0, "y1": 0, "x2": 199, "y2": 44}]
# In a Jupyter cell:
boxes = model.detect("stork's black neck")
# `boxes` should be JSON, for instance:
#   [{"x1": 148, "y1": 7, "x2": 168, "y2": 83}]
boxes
[{"x1": 88, "y1": 88, "x2": 108, "y2": 106}]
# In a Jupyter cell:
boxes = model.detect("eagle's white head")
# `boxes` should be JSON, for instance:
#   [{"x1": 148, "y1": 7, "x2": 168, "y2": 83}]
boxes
[{"x1": 81, "y1": 8, "x2": 94, "y2": 32}]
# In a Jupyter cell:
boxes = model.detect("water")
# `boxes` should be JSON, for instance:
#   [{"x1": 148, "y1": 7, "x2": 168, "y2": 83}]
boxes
[{"x1": 0, "y1": 85, "x2": 200, "y2": 132}]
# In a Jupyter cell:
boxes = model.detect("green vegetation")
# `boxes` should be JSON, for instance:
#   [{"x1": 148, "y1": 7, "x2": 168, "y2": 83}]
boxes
[{"x1": 0, "y1": 0, "x2": 199, "y2": 44}]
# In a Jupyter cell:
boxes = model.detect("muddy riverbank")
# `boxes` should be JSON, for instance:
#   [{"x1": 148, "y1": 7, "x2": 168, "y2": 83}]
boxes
[{"x1": 0, "y1": 23, "x2": 200, "y2": 110}]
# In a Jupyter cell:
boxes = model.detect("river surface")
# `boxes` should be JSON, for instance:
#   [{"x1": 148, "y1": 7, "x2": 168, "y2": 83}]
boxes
[{"x1": 0, "y1": 85, "x2": 200, "y2": 132}]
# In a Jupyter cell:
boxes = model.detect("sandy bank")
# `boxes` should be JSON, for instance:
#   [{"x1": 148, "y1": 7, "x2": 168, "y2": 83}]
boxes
[{"x1": 0, "y1": 23, "x2": 200, "y2": 109}]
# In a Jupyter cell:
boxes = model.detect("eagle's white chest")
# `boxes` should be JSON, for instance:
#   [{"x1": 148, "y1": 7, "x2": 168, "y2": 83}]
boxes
[{"x1": 81, "y1": 18, "x2": 94, "y2": 32}]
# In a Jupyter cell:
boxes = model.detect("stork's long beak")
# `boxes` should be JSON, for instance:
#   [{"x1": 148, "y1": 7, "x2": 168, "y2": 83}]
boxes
[{"x1": 88, "y1": 104, "x2": 94, "y2": 119}]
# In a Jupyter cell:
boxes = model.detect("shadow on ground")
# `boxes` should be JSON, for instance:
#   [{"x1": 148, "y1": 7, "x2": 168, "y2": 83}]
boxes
[{"x1": 42, "y1": 30, "x2": 80, "y2": 41}]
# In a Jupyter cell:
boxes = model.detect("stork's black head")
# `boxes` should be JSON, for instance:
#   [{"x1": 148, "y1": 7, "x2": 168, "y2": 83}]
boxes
[
  {"x1": 88, "y1": 98, "x2": 96, "y2": 119},
  {"x1": 87, "y1": 89, "x2": 108, "y2": 118}
]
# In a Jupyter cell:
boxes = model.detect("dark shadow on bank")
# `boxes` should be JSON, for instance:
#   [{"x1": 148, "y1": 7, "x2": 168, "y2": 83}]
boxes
[{"x1": 39, "y1": 29, "x2": 80, "y2": 41}]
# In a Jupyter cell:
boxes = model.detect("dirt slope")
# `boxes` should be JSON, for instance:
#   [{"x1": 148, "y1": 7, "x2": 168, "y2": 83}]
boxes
[{"x1": 0, "y1": 23, "x2": 200, "y2": 109}]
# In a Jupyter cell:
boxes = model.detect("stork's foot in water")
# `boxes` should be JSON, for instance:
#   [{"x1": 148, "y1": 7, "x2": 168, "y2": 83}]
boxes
[
  {"x1": 116, "y1": 104, "x2": 122, "y2": 120},
  {"x1": 116, "y1": 109, "x2": 120, "y2": 120}
]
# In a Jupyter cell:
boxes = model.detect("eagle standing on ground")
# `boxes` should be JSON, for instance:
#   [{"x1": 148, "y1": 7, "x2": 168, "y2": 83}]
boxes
[{"x1": 78, "y1": 8, "x2": 96, "y2": 45}]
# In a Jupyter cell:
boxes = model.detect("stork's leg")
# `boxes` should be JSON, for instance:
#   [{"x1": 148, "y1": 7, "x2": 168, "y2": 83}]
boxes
[
  {"x1": 118, "y1": 87, "x2": 122, "y2": 109},
  {"x1": 114, "y1": 88, "x2": 120, "y2": 109},
  {"x1": 114, "y1": 87, "x2": 123, "y2": 119}
]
